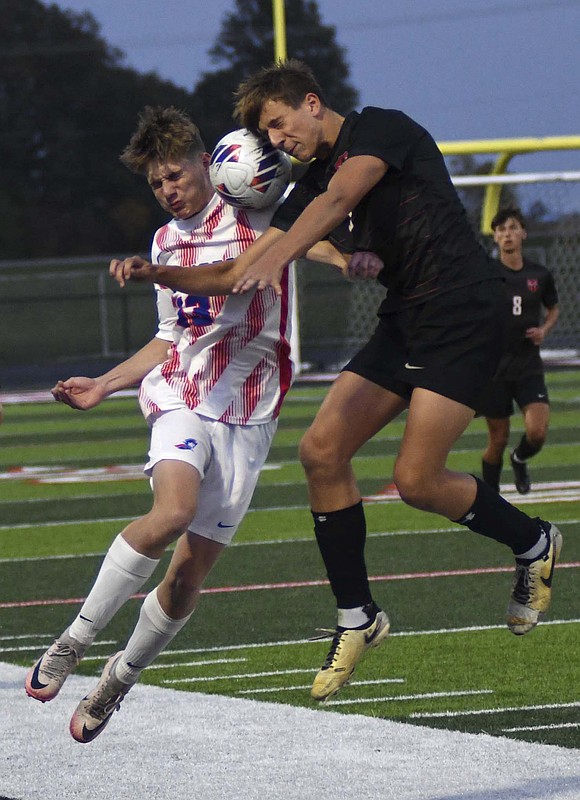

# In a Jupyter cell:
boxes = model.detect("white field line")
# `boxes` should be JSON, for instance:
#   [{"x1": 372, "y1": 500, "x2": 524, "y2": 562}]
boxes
[
  {"x1": 3, "y1": 451, "x2": 580, "y2": 486},
  {"x1": 146, "y1": 657, "x2": 248, "y2": 670},
  {"x1": 163, "y1": 667, "x2": 317, "y2": 684},
  {"x1": 1, "y1": 479, "x2": 580, "y2": 539},
  {"x1": 364, "y1": 479, "x2": 580, "y2": 505},
  {"x1": 3, "y1": 562, "x2": 579, "y2": 610},
  {"x1": 1, "y1": 514, "x2": 579, "y2": 557},
  {"x1": 326, "y1": 689, "x2": 494, "y2": 707},
  {"x1": 503, "y1": 722, "x2": 580, "y2": 732},
  {"x1": 0, "y1": 520, "x2": 466, "y2": 538},
  {"x1": 237, "y1": 678, "x2": 406, "y2": 695},
  {"x1": 410, "y1": 701, "x2": 580, "y2": 719},
  {"x1": 1, "y1": 639, "x2": 117, "y2": 654},
  {"x1": 3, "y1": 618, "x2": 579, "y2": 654}
]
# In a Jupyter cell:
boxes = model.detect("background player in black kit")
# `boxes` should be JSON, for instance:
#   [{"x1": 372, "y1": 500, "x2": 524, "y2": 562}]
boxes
[
  {"x1": 480, "y1": 207, "x2": 560, "y2": 494},
  {"x1": 230, "y1": 60, "x2": 562, "y2": 701}
]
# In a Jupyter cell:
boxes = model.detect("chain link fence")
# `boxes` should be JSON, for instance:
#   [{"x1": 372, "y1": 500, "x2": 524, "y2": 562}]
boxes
[{"x1": 1, "y1": 178, "x2": 579, "y2": 389}]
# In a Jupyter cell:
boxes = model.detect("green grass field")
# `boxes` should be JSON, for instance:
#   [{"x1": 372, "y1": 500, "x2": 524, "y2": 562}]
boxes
[{"x1": 1, "y1": 371, "x2": 579, "y2": 750}]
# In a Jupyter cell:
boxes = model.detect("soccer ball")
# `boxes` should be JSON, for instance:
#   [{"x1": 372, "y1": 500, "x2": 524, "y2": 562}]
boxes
[{"x1": 209, "y1": 128, "x2": 292, "y2": 210}]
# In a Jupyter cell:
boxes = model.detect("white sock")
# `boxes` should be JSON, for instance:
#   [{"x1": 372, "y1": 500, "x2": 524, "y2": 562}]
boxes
[
  {"x1": 68, "y1": 534, "x2": 159, "y2": 646},
  {"x1": 337, "y1": 605, "x2": 372, "y2": 629},
  {"x1": 115, "y1": 588, "x2": 192, "y2": 684},
  {"x1": 515, "y1": 529, "x2": 548, "y2": 562}
]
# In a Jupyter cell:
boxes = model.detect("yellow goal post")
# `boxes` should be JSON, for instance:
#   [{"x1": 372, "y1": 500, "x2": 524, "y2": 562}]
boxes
[{"x1": 438, "y1": 135, "x2": 580, "y2": 234}]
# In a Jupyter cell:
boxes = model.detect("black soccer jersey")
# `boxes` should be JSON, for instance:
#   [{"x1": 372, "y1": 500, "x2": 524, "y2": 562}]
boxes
[
  {"x1": 272, "y1": 107, "x2": 501, "y2": 312},
  {"x1": 494, "y1": 258, "x2": 559, "y2": 377}
]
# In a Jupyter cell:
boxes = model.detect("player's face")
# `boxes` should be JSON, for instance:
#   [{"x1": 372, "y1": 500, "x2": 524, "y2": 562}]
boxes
[
  {"x1": 258, "y1": 95, "x2": 324, "y2": 162},
  {"x1": 493, "y1": 217, "x2": 527, "y2": 255},
  {"x1": 147, "y1": 154, "x2": 213, "y2": 219}
]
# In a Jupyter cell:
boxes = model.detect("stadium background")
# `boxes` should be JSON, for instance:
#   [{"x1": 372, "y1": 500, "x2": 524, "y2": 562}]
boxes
[
  {"x1": 2, "y1": 175, "x2": 579, "y2": 388},
  {"x1": 1, "y1": 3, "x2": 580, "y2": 793}
]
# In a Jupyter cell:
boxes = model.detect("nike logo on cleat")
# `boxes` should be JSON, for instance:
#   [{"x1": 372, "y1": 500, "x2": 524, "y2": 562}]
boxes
[
  {"x1": 29, "y1": 663, "x2": 48, "y2": 690},
  {"x1": 364, "y1": 623, "x2": 383, "y2": 644},
  {"x1": 404, "y1": 362, "x2": 424, "y2": 370},
  {"x1": 82, "y1": 722, "x2": 107, "y2": 742},
  {"x1": 541, "y1": 555, "x2": 556, "y2": 588}
]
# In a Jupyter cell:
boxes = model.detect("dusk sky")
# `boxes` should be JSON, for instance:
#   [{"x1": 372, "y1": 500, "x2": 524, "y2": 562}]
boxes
[{"x1": 51, "y1": 0, "x2": 580, "y2": 179}]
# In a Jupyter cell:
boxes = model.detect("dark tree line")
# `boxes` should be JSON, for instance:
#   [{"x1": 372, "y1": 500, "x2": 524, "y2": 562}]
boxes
[
  {"x1": 0, "y1": 0, "x2": 358, "y2": 259},
  {"x1": 191, "y1": 0, "x2": 358, "y2": 149}
]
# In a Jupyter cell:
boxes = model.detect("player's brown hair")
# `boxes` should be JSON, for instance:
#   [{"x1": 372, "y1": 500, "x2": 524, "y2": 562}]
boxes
[
  {"x1": 120, "y1": 106, "x2": 206, "y2": 174},
  {"x1": 233, "y1": 59, "x2": 328, "y2": 134},
  {"x1": 491, "y1": 206, "x2": 527, "y2": 230}
]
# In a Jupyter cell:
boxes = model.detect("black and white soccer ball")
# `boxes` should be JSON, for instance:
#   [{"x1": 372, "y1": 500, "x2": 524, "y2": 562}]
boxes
[{"x1": 209, "y1": 128, "x2": 292, "y2": 210}]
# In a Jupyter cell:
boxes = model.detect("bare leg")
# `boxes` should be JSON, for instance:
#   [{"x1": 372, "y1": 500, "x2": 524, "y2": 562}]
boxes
[
  {"x1": 68, "y1": 459, "x2": 201, "y2": 641},
  {"x1": 300, "y1": 371, "x2": 407, "y2": 511},
  {"x1": 483, "y1": 416, "x2": 510, "y2": 465},
  {"x1": 394, "y1": 388, "x2": 477, "y2": 520},
  {"x1": 157, "y1": 531, "x2": 225, "y2": 618},
  {"x1": 521, "y1": 402, "x2": 550, "y2": 452}
]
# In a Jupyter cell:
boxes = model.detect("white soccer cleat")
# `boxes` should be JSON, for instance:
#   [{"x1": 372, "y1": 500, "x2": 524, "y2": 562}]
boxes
[
  {"x1": 69, "y1": 652, "x2": 133, "y2": 743},
  {"x1": 25, "y1": 631, "x2": 86, "y2": 702}
]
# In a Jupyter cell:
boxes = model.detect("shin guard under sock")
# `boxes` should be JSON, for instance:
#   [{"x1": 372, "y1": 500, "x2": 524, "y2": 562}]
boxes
[
  {"x1": 116, "y1": 589, "x2": 192, "y2": 684},
  {"x1": 69, "y1": 534, "x2": 159, "y2": 645},
  {"x1": 312, "y1": 501, "x2": 372, "y2": 608},
  {"x1": 455, "y1": 476, "x2": 541, "y2": 554}
]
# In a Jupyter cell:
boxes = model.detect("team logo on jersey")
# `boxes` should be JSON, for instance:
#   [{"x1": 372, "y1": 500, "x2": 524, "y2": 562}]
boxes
[
  {"x1": 527, "y1": 279, "x2": 539, "y2": 292},
  {"x1": 175, "y1": 438, "x2": 198, "y2": 451}
]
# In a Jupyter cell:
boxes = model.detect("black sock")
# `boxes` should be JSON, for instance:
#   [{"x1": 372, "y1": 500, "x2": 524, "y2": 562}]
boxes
[
  {"x1": 481, "y1": 459, "x2": 502, "y2": 492},
  {"x1": 454, "y1": 476, "x2": 541, "y2": 553},
  {"x1": 513, "y1": 434, "x2": 541, "y2": 461},
  {"x1": 312, "y1": 501, "x2": 372, "y2": 608}
]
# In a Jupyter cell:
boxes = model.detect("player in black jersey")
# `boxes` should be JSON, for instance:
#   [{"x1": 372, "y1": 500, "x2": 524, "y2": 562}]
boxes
[
  {"x1": 231, "y1": 60, "x2": 562, "y2": 701},
  {"x1": 480, "y1": 208, "x2": 559, "y2": 495}
]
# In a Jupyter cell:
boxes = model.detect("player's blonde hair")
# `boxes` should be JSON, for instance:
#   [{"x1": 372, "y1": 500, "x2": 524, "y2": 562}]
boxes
[
  {"x1": 120, "y1": 106, "x2": 206, "y2": 174},
  {"x1": 233, "y1": 59, "x2": 328, "y2": 134}
]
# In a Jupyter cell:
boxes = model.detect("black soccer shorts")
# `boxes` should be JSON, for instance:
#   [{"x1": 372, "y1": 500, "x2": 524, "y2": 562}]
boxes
[
  {"x1": 343, "y1": 279, "x2": 507, "y2": 411},
  {"x1": 476, "y1": 372, "x2": 550, "y2": 419}
]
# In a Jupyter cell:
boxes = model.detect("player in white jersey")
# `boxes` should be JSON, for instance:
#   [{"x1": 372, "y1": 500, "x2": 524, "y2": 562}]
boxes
[
  {"x1": 25, "y1": 106, "x2": 374, "y2": 743},
  {"x1": 139, "y1": 190, "x2": 293, "y2": 425}
]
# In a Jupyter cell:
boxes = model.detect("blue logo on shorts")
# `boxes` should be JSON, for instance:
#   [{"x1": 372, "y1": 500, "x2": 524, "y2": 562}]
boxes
[{"x1": 175, "y1": 438, "x2": 198, "y2": 451}]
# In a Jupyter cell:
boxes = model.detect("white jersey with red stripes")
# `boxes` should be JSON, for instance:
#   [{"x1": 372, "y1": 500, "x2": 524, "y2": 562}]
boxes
[{"x1": 139, "y1": 194, "x2": 294, "y2": 425}]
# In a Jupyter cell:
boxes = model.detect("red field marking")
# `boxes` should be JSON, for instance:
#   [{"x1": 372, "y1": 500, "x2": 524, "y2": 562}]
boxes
[
  {"x1": 364, "y1": 480, "x2": 580, "y2": 505},
  {"x1": 2, "y1": 561, "x2": 579, "y2": 610}
]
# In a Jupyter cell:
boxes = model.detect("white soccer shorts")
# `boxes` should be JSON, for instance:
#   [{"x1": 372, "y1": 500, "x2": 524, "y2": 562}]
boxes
[{"x1": 145, "y1": 407, "x2": 277, "y2": 544}]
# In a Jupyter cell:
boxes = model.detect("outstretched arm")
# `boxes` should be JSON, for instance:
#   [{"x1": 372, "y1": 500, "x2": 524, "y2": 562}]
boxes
[
  {"x1": 231, "y1": 154, "x2": 388, "y2": 295},
  {"x1": 52, "y1": 336, "x2": 170, "y2": 410},
  {"x1": 110, "y1": 227, "x2": 383, "y2": 294},
  {"x1": 109, "y1": 227, "x2": 285, "y2": 294}
]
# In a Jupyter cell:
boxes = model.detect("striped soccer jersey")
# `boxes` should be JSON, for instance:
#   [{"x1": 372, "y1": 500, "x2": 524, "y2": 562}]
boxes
[{"x1": 139, "y1": 194, "x2": 294, "y2": 425}]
